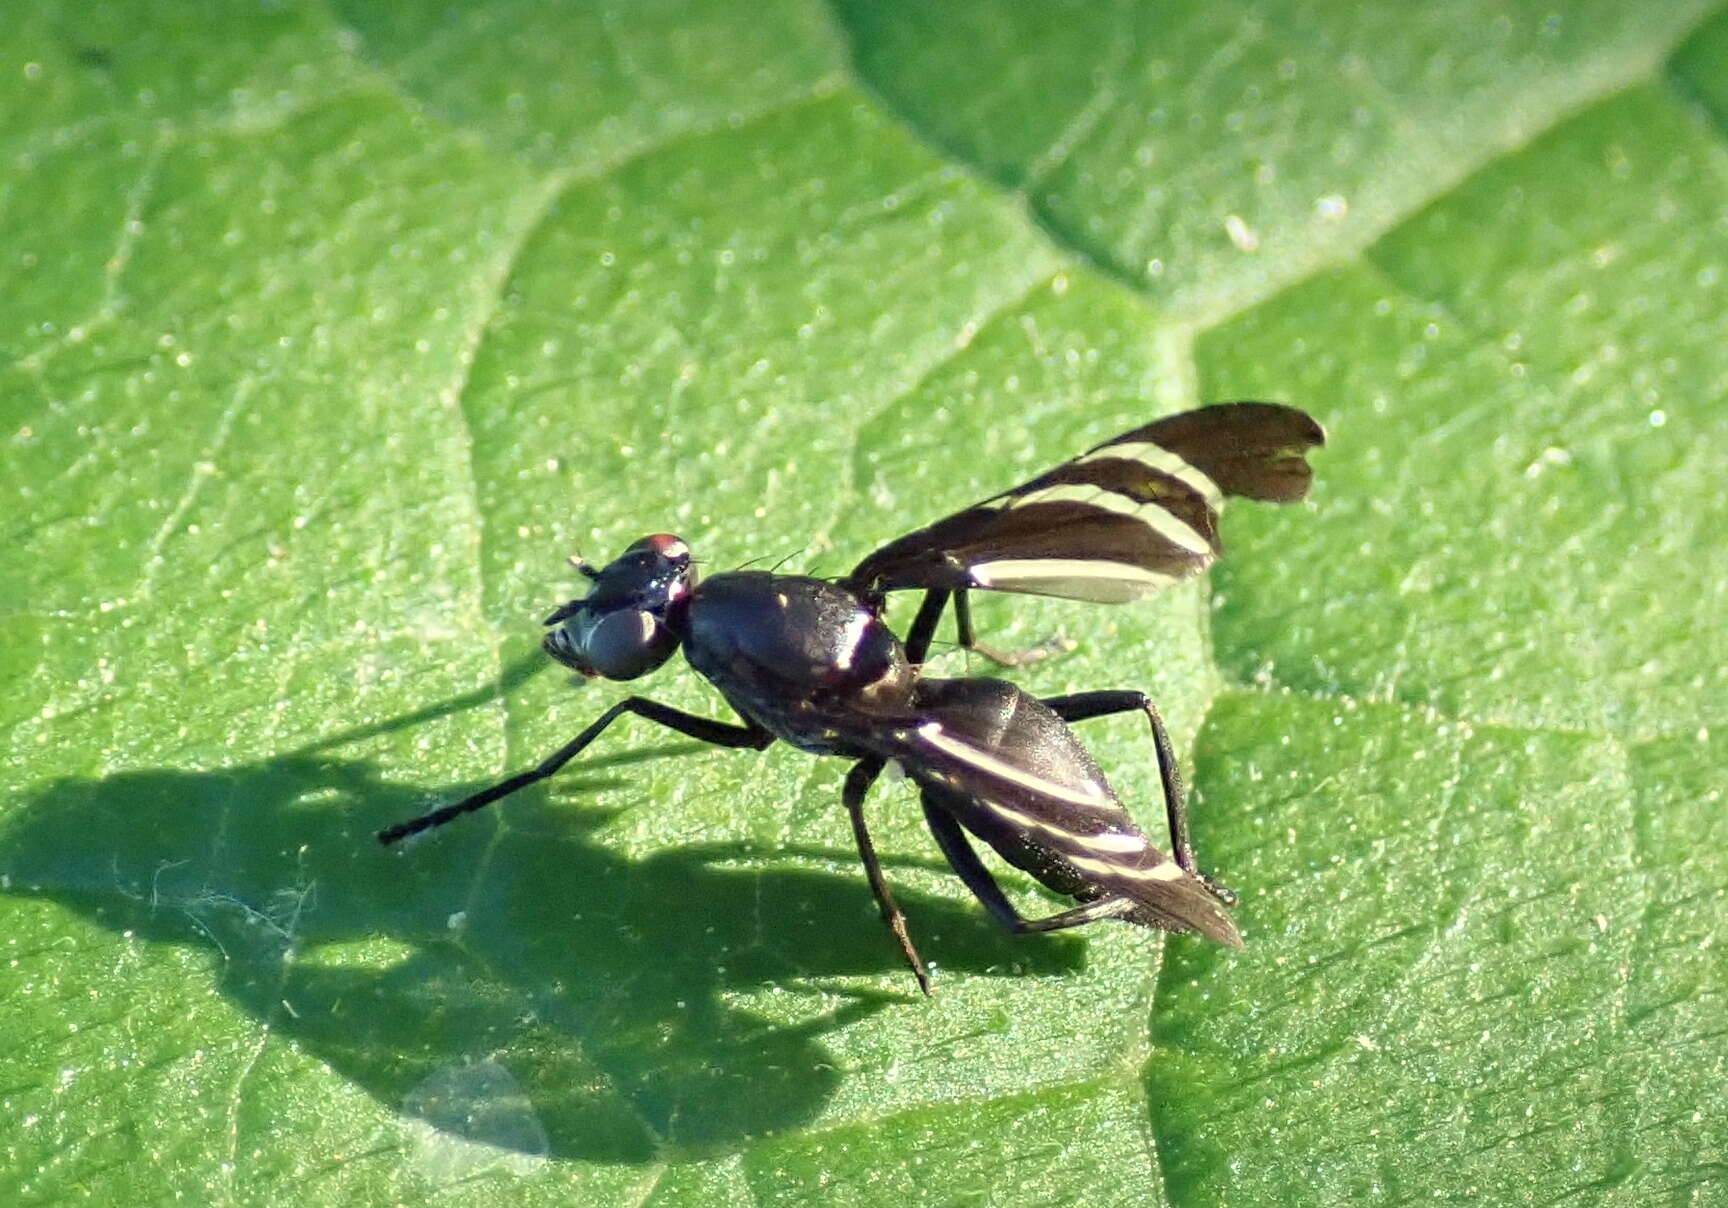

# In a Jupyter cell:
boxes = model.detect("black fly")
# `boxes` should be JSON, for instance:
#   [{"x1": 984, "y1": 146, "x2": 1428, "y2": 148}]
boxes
[{"x1": 379, "y1": 404, "x2": 1324, "y2": 992}]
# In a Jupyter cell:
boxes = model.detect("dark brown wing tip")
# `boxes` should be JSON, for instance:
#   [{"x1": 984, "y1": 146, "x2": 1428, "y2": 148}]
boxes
[
  {"x1": 1277, "y1": 407, "x2": 1327, "y2": 452},
  {"x1": 1199, "y1": 401, "x2": 1322, "y2": 433},
  {"x1": 1282, "y1": 408, "x2": 1327, "y2": 461},
  {"x1": 1224, "y1": 403, "x2": 1325, "y2": 505},
  {"x1": 1226, "y1": 401, "x2": 1326, "y2": 453},
  {"x1": 1307, "y1": 413, "x2": 1329, "y2": 448},
  {"x1": 1130, "y1": 402, "x2": 1325, "y2": 504}
]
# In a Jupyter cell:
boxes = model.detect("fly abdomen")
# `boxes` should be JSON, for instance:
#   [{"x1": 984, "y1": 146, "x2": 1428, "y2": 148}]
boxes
[{"x1": 901, "y1": 676, "x2": 1241, "y2": 948}]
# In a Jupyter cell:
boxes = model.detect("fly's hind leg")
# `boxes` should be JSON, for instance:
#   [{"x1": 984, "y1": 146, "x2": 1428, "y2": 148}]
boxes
[
  {"x1": 951, "y1": 590, "x2": 1074, "y2": 668},
  {"x1": 919, "y1": 798, "x2": 1136, "y2": 933},
  {"x1": 1038, "y1": 690, "x2": 1238, "y2": 908},
  {"x1": 899, "y1": 583, "x2": 1071, "y2": 668}
]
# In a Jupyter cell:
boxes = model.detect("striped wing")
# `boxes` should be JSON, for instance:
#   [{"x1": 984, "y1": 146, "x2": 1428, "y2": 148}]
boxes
[
  {"x1": 849, "y1": 402, "x2": 1324, "y2": 604},
  {"x1": 886, "y1": 683, "x2": 1241, "y2": 947}
]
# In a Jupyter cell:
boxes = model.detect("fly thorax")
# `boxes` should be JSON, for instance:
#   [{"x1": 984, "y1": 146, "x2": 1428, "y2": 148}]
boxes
[{"x1": 828, "y1": 609, "x2": 915, "y2": 703}]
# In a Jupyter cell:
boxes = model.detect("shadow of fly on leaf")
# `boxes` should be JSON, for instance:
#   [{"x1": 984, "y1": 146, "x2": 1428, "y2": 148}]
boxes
[{"x1": 0, "y1": 745, "x2": 1082, "y2": 1162}]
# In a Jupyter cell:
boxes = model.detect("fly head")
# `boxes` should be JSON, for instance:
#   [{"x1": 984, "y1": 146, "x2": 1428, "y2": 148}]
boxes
[{"x1": 542, "y1": 533, "x2": 694, "y2": 679}]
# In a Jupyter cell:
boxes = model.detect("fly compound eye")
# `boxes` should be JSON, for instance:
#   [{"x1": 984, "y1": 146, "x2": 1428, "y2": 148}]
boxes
[{"x1": 581, "y1": 608, "x2": 678, "y2": 680}]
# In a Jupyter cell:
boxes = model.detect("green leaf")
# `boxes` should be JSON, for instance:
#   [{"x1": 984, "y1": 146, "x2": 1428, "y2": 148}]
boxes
[{"x1": 4, "y1": 1, "x2": 1725, "y2": 1203}]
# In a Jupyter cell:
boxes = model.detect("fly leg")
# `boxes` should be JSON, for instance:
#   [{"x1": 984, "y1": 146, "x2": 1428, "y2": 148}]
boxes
[
  {"x1": 842, "y1": 756, "x2": 932, "y2": 995},
  {"x1": 901, "y1": 588, "x2": 951, "y2": 666},
  {"x1": 952, "y1": 590, "x2": 1072, "y2": 667},
  {"x1": 377, "y1": 698, "x2": 773, "y2": 844},
  {"x1": 900, "y1": 583, "x2": 1068, "y2": 668},
  {"x1": 920, "y1": 800, "x2": 1138, "y2": 932},
  {"x1": 1039, "y1": 690, "x2": 1237, "y2": 907}
]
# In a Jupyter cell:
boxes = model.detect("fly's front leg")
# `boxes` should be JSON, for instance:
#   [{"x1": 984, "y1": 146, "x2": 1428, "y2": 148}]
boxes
[
  {"x1": 900, "y1": 589, "x2": 952, "y2": 666},
  {"x1": 842, "y1": 756, "x2": 932, "y2": 995},
  {"x1": 377, "y1": 697, "x2": 773, "y2": 844},
  {"x1": 1038, "y1": 690, "x2": 1237, "y2": 907}
]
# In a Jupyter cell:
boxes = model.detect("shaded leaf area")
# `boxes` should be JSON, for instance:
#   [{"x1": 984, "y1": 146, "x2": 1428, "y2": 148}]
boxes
[
  {"x1": 0, "y1": 750, "x2": 1078, "y2": 1180},
  {"x1": 4, "y1": 0, "x2": 1727, "y2": 1204}
]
